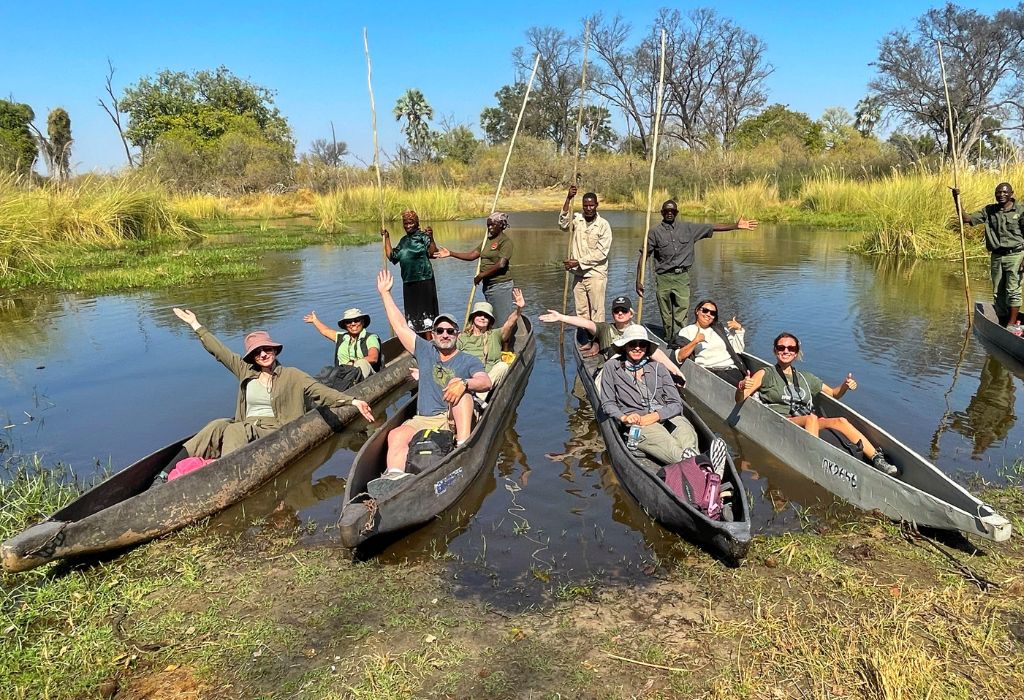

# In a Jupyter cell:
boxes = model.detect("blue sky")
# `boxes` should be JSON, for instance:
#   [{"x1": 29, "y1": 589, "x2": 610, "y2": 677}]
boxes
[{"x1": 0, "y1": 1, "x2": 1007, "y2": 173}]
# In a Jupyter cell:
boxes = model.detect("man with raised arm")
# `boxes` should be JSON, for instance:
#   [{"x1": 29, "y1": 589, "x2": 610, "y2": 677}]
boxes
[
  {"x1": 559, "y1": 184, "x2": 613, "y2": 322},
  {"x1": 953, "y1": 182, "x2": 1024, "y2": 333},
  {"x1": 635, "y1": 199, "x2": 758, "y2": 339},
  {"x1": 372, "y1": 269, "x2": 491, "y2": 497}
]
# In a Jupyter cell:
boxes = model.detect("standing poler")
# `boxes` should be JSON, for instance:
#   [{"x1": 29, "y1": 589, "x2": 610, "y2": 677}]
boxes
[
  {"x1": 954, "y1": 182, "x2": 1024, "y2": 334},
  {"x1": 559, "y1": 184, "x2": 613, "y2": 322},
  {"x1": 437, "y1": 211, "x2": 515, "y2": 326},
  {"x1": 635, "y1": 199, "x2": 758, "y2": 340}
]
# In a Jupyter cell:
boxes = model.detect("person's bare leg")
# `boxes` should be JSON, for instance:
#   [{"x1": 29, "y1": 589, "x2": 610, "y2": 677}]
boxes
[
  {"x1": 818, "y1": 417, "x2": 876, "y2": 458},
  {"x1": 787, "y1": 414, "x2": 820, "y2": 437},
  {"x1": 386, "y1": 423, "x2": 417, "y2": 472},
  {"x1": 452, "y1": 394, "x2": 474, "y2": 443}
]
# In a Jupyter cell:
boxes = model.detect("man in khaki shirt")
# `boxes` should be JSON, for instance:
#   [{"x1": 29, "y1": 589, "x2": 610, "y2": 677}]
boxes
[{"x1": 559, "y1": 185, "x2": 613, "y2": 321}]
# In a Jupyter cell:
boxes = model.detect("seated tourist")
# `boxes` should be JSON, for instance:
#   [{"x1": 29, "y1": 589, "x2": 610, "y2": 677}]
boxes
[
  {"x1": 599, "y1": 326, "x2": 727, "y2": 472},
  {"x1": 370, "y1": 270, "x2": 491, "y2": 497},
  {"x1": 303, "y1": 307, "x2": 382, "y2": 390},
  {"x1": 457, "y1": 288, "x2": 525, "y2": 395},
  {"x1": 675, "y1": 299, "x2": 746, "y2": 386},
  {"x1": 735, "y1": 332, "x2": 898, "y2": 476},
  {"x1": 538, "y1": 294, "x2": 685, "y2": 383}
]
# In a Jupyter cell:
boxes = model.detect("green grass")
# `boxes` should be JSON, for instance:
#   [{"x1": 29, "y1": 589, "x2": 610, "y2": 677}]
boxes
[{"x1": 313, "y1": 185, "x2": 486, "y2": 231}]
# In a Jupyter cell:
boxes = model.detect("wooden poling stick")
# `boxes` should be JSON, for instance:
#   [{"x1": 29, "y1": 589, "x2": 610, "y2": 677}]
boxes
[
  {"x1": 463, "y1": 53, "x2": 541, "y2": 328},
  {"x1": 936, "y1": 40, "x2": 972, "y2": 325},
  {"x1": 364, "y1": 28, "x2": 387, "y2": 268},
  {"x1": 561, "y1": 21, "x2": 591, "y2": 325},
  {"x1": 636, "y1": 29, "x2": 667, "y2": 324}
]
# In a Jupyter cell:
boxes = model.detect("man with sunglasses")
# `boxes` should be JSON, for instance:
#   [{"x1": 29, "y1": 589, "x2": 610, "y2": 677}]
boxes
[
  {"x1": 373, "y1": 270, "x2": 491, "y2": 494},
  {"x1": 953, "y1": 182, "x2": 1024, "y2": 334},
  {"x1": 635, "y1": 199, "x2": 758, "y2": 339}
]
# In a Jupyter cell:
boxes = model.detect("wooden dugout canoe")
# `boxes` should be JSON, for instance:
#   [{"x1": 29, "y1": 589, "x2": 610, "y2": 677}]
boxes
[
  {"x1": 679, "y1": 353, "x2": 1011, "y2": 542},
  {"x1": 974, "y1": 301, "x2": 1024, "y2": 363},
  {"x1": 338, "y1": 318, "x2": 535, "y2": 547},
  {"x1": 572, "y1": 333, "x2": 752, "y2": 562},
  {"x1": 1, "y1": 338, "x2": 413, "y2": 573}
]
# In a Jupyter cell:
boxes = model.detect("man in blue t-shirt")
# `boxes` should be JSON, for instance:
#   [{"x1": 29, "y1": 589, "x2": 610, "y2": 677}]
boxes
[{"x1": 374, "y1": 269, "x2": 490, "y2": 489}]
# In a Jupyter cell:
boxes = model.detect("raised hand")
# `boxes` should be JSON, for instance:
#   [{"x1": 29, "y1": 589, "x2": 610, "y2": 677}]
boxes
[
  {"x1": 173, "y1": 307, "x2": 200, "y2": 330},
  {"x1": 566, "y1": 184, "x2": 578, "y2": 199},
  {"x1": 512, "y1": 288, "x2": 525, "y2": 309},
  {"x1": 376, "y1": 269, "x2": 394, "y2": 294},
  {"x1": 737, "y1": 217, "x2": 759, "y2": 230},
  {"x1": 538, "y1": 310, "x2": 562, "y2": 323},
  {"x1": 726, "y1": 315, "x2": 742, "y2": 331},
  {"x1": 843, "y1": 372, "x2": 857, "y2": 391},
  {"x1": 303, "y1": 311, "x2": 319, "y2": 324}
]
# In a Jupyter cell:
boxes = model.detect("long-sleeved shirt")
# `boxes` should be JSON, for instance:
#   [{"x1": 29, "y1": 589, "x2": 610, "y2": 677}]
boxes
[
  {"x1": 967, "y1": 201, "x2": 1024, "y2": 253},
  {"x1": 558, "y1": 210, "x2": 613, "y2": 277},
  {"x1": 599, "y1": 357, "x2": 682, "y2": 422}
]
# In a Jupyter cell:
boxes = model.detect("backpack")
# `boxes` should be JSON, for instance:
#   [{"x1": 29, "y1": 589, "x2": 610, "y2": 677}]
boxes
[
  {"x1": 658, "y1": 455, "x2": 723, "y2": 520},
  {"x1": 315, "y1": 364, "x2": 363, "y2": 392},
  {"x1": 335, "y1": 333, "x2": 383, "y2": 371},
  {"x1": 405, "y1": 429, "x2": 456, "y2": 474}
]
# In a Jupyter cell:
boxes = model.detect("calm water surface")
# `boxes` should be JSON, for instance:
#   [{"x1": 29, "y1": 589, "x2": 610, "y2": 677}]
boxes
[{"x1": 1, "y1": 212, "x2": 1018, "y2": 604}]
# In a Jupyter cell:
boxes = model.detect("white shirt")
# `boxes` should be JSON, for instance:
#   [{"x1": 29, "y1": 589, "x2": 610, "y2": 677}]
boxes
[{"x1": 677, "y1": 323, "x2": 745, "y2": 369}]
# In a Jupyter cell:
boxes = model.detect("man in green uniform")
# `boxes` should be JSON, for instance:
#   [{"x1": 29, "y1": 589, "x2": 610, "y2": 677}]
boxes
[
  {"x1": 635, "y1": 200, "x2": 758, "y2": 340},
  {"x1": 954, "y1": 182, "x2": 1024, "y2": 333}
]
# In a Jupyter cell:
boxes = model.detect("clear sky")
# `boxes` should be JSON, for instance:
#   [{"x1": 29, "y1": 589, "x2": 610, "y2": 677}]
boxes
[{"x1": 0, "y1": 1, "x2": 1007, "y2": 173}]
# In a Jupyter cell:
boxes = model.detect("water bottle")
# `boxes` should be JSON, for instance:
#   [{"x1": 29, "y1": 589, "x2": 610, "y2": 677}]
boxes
[{"x1": 626, "y1": 425, "x2": 642, "y2": 449}]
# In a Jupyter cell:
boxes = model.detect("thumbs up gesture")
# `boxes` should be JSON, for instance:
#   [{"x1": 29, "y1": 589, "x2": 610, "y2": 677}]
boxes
[
  {"x1": 739, "y1": 370, "x2": 755, "y2": 392},
  {"x1": 844, "y1": 372, "x2": 857, "y2": 391}
]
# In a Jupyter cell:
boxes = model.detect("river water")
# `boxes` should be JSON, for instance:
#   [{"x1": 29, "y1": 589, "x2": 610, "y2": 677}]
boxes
[{"x1": 1, "y1": 212, "x2": 1019, "y2": 603}]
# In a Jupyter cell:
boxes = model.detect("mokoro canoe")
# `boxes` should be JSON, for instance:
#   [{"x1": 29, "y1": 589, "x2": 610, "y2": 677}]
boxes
[
  {"x1": 338, "y1": 318, "x2": 536, "y2": 547},
  {"x1": 679, "y1": 354, "x2": 1012, "y2": 542},
  {"x1": 572, "y1": 332, "x2": 752, "y2": 562},
  {"x1": 1, "y1": 338, "x2": 413, "y2": 573},
  {"x1": 974, "y1": 302, "x2": 1024, "y2": 363}
]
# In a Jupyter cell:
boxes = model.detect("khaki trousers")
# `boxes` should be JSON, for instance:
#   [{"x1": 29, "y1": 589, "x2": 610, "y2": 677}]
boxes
[{"x1": 572, "y1": 274, "x2": 607, "y2": 322}]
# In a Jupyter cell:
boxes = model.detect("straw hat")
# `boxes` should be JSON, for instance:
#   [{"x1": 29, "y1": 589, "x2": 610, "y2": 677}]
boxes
[{"x1": 338, "y1": 308, "x2": 371, "y2": 328}]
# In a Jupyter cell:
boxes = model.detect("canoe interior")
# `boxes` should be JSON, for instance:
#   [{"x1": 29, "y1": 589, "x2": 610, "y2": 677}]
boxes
[
  {"x1": 342, "y1": 318, "x2": 535, "y2": 538},
  {"x1": 573, "y1": 328, "x2": 751, "y2": 558},
  {"x1": 974, "y1": 302, "x2": 1024, "y2": 362},
  {"x1": 32, "y1": 336, "x2": 408, "y2": 528}
]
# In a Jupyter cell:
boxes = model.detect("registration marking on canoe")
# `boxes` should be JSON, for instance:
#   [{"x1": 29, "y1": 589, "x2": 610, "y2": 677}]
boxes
[
  {"x1": 434, "y1": 468, "x2": 464, "y2": 496},
  {"x1": 822, "y1": 458, "x2": 858, "y2": 489}
]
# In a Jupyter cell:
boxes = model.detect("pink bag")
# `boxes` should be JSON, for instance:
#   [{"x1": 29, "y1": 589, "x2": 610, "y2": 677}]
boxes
[
  {"x1": 658, "y1": 456, "x2": 723, "y2": 520},
  {"x1": 167, "y1": 456, "x2": 215, "y2": 481}
]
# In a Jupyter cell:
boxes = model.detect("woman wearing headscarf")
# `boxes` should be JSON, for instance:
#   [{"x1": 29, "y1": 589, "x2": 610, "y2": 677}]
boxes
[
  {"x1": 382, "y1": 209, "x2": 439, "y2": 332},
  {"x1": 437, "y1": 211, "x2": 515, "y2": 326},
  {"x1": 165, "y1": 308, "x2": 375, "y2": 474}
]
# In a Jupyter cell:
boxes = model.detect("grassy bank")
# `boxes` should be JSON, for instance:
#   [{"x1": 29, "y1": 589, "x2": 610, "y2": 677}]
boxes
[{"x1": 2, "y1": 454, "x2": 1023, "y2": 699}]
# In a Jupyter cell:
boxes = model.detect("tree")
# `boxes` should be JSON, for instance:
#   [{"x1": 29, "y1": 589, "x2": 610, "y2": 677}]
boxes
[
  {"x1": 98, "y1": 59, "x2": 135, "y2": 166},
  {"x1": 393, "y1": 89, "x2": 434, "y2": 161},
  {"x1": 870, "y1": 3, "x2": 1024, "y2": 158},
  {"x1": 0, "y1": 100, "x2": 37, "y2": 176},
  {"x1": 819, "y1": 107, "x2": 857, "y2": 150},
  {"x1": 733, "y1": 104, "x2": 824, "y2": 152},
  {"x1": 511, "y1": 26, "x2": 583, "y2": 153},
  {"x1": 480, "y1": 82, "x2": 551, "y2": 144},
  {"x1": 580, "y1": 105, "x2": 617, "y2": 154},
  {"x1": 41, "y1": 108, "x2": 73, "y2": 183},
  {"x1": 854, "y1": 95, "x2": 882, "y2": 137},
  {"x1": 308, "y1": 122, "x2": 348, "y2": 168},
  {"x1": 120, "y1": 66, "x2": 292, "y2": 163},
  {"x1": 432, "y1": 120, "x2": 479, "y2": 164}
]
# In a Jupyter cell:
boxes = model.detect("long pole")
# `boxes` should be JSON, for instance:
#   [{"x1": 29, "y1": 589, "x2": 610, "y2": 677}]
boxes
[
  {"x1": 462, "y1": 53, "x2": 541, "y2": 327},
  {"x1": 936, "y1": 40, "x2": 972, "y2": 323},
  {"x1": 364, "y1": 28, "x2": 387, "y2": 268},
  {"x1": 636, "y1": 29, "x2": 667, "y2": 324},
  {"x1": 561, "y1": 21, "x2": 591, "y2": 321}
]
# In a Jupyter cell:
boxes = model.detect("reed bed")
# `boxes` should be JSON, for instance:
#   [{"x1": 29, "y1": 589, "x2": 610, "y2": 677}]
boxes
[
  {"x1": 0, "y1": 174, "x2": 196, "y2": 277},
  {"x1": 701, "y1": 176, "x2": 781, "y2": 219},
  {"x1": 313, "y1": 185, "x2": 485, "y2": 231}
]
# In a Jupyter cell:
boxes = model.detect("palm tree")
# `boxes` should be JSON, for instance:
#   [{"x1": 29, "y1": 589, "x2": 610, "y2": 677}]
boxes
[{"x1": 393, "y1": 89, "x2": 434, "y2": 160}]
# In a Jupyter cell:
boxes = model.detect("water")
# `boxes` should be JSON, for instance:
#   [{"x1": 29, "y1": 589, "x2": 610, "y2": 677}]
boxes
[{"x1": 1, "y1": 212, "x2": 1018, "y2": 603}]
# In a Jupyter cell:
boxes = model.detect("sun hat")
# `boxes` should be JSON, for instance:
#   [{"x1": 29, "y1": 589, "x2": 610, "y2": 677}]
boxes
[
  {"x1": 468, "y1": 301, "x2": 495, "y2": 323},
  {"x1": 611, "y1": 325, "x2": 655, "y2": 354},
  {"x1": 243, "y1": 330, "x2": 283, "y2": 362},
  {"x1": 338, "y1": 308, "x2": 371, "y2": 328},
  {"x1": 430, "y1": 312, "x2": 461, "y2": 331}
]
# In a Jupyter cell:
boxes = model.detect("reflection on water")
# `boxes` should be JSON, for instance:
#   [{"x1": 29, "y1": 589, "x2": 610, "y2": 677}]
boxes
[{"x1": 2, "y1": 213, "x2": 1022, "y2": 597}]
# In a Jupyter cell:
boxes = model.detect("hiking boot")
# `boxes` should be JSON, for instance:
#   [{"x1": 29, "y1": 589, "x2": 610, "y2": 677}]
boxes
[
  {"x1": 871, "y1": 451, "x2": 898, "y2": 476},
  {"x1": 367, "y1": 470, "x2": 413, "y2": 500},
  {"x1": 720, "y1": 503, "x2": 735, "y2": 522},
  {"x1": 708, "y1": 437, "x2": 729, "y2": 477}
]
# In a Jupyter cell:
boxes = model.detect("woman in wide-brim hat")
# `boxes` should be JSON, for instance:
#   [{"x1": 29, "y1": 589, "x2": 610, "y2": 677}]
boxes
[
  {"x1": 456, "y1": 288, "x2": 526, "y2": 391},
  {"x1": 304, "y1": 306, "x2": 381, "y2": 383},
  {"x1": 167, "y1": 307, "x2": 375, "y2": 470}
]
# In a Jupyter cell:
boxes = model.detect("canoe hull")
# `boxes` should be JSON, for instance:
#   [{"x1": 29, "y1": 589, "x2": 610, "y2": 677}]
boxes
[
  {"x1": 573, "y1": 334, "x2": 752, "y2": 562},
  {"x1": 339, "y1": 319, "x2": 536, "y2": 547},
  {"x1": 2, "y1": 339, "x2": 413, "y2": 572},
  {"x1": 974, "y1": 302, "x2": 1024, "y2": 362},
  {"x1": 680, "y1": 355, "x2": 1011, "y2": 542}
]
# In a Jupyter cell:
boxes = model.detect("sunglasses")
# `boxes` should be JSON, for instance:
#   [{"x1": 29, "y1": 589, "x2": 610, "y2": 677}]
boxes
[
  {"x1": 344, "y1": 319, "x2": 363, "y2": 325},
  {"x1": 775, "y1": 344, "x2": 798, "y2": 353},
  {"x1": 612, "y1": 307, "x2": 631, "y2": 314},
  {"x1": 434, "y1": 327, "x2": 458, "y2": 336},
  {"x1": 626, "y1": 341, "x2": 648, "y2": 350},
  {"x1": 255, "y1": 347, "x2": 278, "y2": 356},
  {"x1": 697, "y1": 307, "x2": 718, "y2": 317}
]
